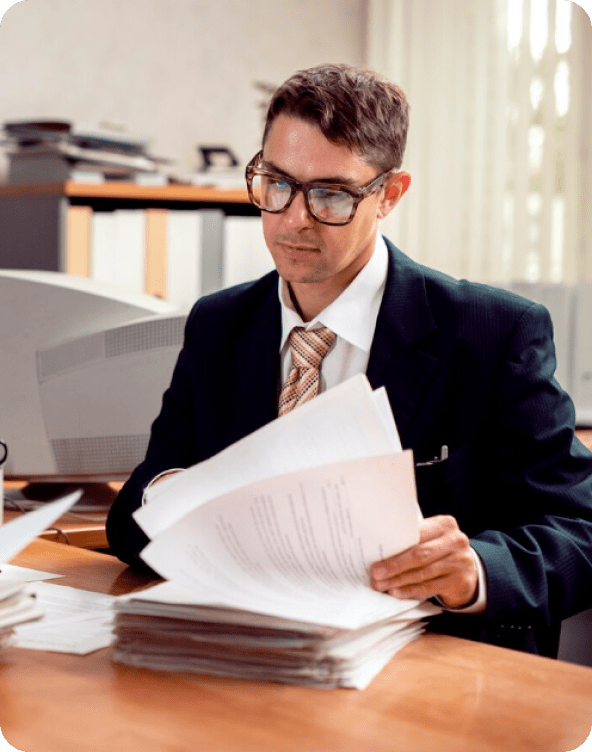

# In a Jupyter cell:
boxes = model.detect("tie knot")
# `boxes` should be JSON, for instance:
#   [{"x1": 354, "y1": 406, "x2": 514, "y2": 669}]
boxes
[{"x1": 289, "y1": 326, "x2": 336, "y2": 370}]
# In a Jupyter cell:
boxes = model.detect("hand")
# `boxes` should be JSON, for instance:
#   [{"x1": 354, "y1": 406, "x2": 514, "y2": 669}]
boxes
[{"x1": 370, "y1": 515, "x2": 478, "y2": 609}]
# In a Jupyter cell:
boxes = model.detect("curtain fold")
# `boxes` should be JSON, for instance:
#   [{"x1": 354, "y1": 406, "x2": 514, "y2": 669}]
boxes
[{"x1": 366, "y1": 0, "x2": 591, "y2": 285}]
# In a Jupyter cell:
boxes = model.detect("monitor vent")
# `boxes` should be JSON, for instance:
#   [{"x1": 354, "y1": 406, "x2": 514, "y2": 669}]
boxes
[
  {"x1": 37, "y1": 333, "x2": 105, "y2": 381},
  {"x1": 105, "y1": 318, "x2": 184, "y2": 358},
  {"x1": 51, "y1": 434, "x2": 149, "y2": 475}
]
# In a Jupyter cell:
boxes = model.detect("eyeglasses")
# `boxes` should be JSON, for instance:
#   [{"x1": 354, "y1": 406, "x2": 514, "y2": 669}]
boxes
[{"x1": 245, "y1": 151, "x2": 392, "y2": 226}]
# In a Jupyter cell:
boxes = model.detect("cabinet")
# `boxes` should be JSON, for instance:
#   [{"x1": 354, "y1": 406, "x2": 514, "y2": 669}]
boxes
[{"x1": 0, "y1": 181, "x2": 267, "y2": 304}]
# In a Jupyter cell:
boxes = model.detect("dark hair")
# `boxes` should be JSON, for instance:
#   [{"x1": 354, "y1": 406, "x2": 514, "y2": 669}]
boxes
[{"x1": 262, "y1": 64, "x2": 409, "y2": 172}]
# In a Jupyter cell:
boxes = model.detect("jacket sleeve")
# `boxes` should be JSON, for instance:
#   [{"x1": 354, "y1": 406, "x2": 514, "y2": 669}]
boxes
[
  {"x1": 106, "y1": 304, "x2": 200, "y2": 568},
  {"x1": 469, "y1": 302, "x2": 592, "y2": 650}
]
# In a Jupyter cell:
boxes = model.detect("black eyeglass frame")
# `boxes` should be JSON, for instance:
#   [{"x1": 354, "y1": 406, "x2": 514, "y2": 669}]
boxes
[{"x1": 245, "y1": 151, "x2": 393, "y2": 226}]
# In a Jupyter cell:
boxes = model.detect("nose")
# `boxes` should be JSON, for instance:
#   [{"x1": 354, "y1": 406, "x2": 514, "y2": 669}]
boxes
[{"x1": 283, "y1": 189, "x2": 315, "y2": 229}]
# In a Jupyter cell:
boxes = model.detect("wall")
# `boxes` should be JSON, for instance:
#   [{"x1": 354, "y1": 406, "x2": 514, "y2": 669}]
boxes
[{"x1": 0, "y1": 0, "x2": 365, "y2": 179}]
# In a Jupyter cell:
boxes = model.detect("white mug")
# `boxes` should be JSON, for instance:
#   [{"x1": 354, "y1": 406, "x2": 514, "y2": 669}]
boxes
[{"x1": 0, "y1": 440, "x2": 7, "y2": 525}]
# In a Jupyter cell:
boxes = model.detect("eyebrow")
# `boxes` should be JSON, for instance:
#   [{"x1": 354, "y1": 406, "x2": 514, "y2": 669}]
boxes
[{"x1": 260, "y1": 158, "x2": 361, "y2": 188}]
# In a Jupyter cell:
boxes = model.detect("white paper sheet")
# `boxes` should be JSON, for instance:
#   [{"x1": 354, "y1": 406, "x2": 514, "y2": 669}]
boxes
[
  {"x1": 0, "y1": 565, "x2": 63, "y2": 583},
  {"x1": 135, "y1": 375, "x2": 402, "y2": 539},
  {"x1": 0, "y1": 590, "x2": 44, "y2": 629},
  {"x1": 140, "y1": 451, "x2": 423, "y2": 630},
  {"x1": 0, "y1": 491, "x2": 82, "y2": 564},
  {"x1": 10, "y1": 582, "x2": 115, "y2": 654}
]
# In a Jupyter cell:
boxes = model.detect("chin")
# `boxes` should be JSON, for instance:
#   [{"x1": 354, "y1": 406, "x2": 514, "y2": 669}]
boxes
[{"x1": 276, "y1": 262, "x2": 326, "y2": 286}]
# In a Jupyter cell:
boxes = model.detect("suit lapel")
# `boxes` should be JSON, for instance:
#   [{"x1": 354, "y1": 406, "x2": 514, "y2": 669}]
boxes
[
  {"x1": 228, "y1": 243, "x2": 441, "y2": 446},
  {"x1": 367, "y1": 240, "x2": 440, "y2": 445},
  {"x1": 234, "y1": 276, "x2": 282, "y2": 438}
]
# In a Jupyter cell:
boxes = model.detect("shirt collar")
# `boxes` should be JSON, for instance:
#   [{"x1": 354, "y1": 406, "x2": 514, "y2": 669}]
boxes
[{"x1": 278, "y1": 234, "x2": 389, "y2": 352}]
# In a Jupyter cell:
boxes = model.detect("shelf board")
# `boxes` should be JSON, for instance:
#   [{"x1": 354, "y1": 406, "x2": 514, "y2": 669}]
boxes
[{"x1": 0, "y1": 180, "x2": 251, "y2": 204}]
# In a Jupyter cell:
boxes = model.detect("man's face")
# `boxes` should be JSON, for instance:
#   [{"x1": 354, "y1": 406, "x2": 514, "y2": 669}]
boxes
[{"x1": 260, "y1": 115, "x2": 393, "y2": 308}]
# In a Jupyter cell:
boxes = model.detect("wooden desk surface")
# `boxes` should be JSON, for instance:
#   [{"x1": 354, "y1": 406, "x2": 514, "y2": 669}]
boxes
[
  {"x1": 578, "y1": 428, "x2": 592, "y2": 452},
  {"x1": 3, "y1": 480, "x2": 123, "y2": 550},
  {"x1": 3, "y1": 508, "x2": 108, "y2": 549},
  {"x1": 1, "y1": 541, "x2": 591, "y2": 752}
]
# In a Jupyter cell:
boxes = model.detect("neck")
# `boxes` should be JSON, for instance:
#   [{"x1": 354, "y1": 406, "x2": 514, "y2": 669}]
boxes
[
  {"x1": 287, "y1": 282, "x2": 340, "y2": 322},
  {"x1": 286, "y1": 236, "x2": 378, "y2": 321}
]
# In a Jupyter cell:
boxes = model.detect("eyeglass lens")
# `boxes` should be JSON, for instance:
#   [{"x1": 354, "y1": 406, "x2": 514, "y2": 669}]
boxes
[{"x1": 250, "y1": 174, "x2": 354, "y2": 223}]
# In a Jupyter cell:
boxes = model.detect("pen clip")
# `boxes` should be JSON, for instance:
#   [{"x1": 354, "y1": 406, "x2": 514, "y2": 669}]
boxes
[{"x1": 416, "y1": 445, "x2": 448, "y2": 467}]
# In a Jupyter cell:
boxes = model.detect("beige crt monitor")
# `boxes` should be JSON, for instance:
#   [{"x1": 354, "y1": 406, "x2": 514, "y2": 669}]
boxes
[
  {"x1": 35, "y1": 312, "x2": 186, "y2": 479},
  {"x1": 0, "y1": 270, "x2": 183, "y2": 481}
]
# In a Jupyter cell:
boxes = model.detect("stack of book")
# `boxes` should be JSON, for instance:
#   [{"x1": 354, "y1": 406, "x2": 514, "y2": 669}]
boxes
[
  {"x1": 112, "y1": 376, "x2": 440, "y2": 689},
  {"x1": 3, "y1": 120, "x2": 171, "y2": 184}
]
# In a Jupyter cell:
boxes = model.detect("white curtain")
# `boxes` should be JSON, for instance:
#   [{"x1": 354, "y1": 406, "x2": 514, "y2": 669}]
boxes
[{"x1": 366, "y1": 0, "x2": 592, "y2": 285}]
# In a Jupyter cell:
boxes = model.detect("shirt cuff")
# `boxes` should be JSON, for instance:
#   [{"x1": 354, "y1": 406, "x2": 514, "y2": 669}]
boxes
[
  {"x1": 141, "y1": 468, "x2": 185, "y2": 505},
  {"x1": 435, "y1": 547, "x2": 487, "y2": 614}
]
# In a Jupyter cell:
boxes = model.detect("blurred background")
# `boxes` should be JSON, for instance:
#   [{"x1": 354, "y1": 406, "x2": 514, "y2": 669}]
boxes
[{"x1": 0, "y1": 0, "x2": 589, "y2": 286}]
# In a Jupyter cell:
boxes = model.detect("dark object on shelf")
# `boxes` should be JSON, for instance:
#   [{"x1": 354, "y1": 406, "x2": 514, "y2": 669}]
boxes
[{"x1": 198, "y1": 146, "x2": 239, "y2": 171}]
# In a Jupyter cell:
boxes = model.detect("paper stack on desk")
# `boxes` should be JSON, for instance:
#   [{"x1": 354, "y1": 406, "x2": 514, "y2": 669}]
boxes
[
  {"x1": 0, "y1": 492, "x2": 81, "y2": 647},
  {"x1": 0, "y1": 579, "x2": 43, "y2": 647},
  {"x1": 112, "y1": 376, "x2": 440, "y2": 689}
]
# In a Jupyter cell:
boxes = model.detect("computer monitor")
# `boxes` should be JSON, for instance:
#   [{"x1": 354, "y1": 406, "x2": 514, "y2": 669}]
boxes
[
  {"x1": 36, "y1": 311, "x2": 186, "y2": 479},
  {"x1": 0, "y1": 270, "x2": 184, "y2": 492}
]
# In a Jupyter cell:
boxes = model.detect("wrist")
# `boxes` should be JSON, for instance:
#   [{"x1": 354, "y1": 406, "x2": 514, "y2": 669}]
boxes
[{"x1": 141, "y1": 468, "x2": 185, "y2": 505}]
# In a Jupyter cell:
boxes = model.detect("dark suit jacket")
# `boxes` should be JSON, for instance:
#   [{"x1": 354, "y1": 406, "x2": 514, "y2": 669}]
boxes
[{"x1": 107, "y1": 238, "x2": 592, "y2": 657}]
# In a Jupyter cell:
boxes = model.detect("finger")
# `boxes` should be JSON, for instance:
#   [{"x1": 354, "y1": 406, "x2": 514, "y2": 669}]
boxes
[
  {"x1": 371, "y1": 520, "x2": 468, "y2": 583},
  {"x1": 417, "y1": 515, "x2": 457, "y2": 543},
  {"x1": 372, "y1": 547, "x2": 465, "y2": 592},
  {"x1": 385, "y1": 552, "x2": 479, "y2": 608},
  {"x1": 387, "y1": 574, "x2": 450, "y2": 601},
  {"x1": 380, "y1": 552, "x2": 460, "y2": 590}
]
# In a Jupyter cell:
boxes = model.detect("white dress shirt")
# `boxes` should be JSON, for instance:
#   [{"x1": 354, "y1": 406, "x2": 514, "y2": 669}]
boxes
[
  {"x1": 279, "y1": 235, "x2": 388, "y2": 389},
  {"x1": 278, "y1": 232, "x2": 486, "y2": 614}
]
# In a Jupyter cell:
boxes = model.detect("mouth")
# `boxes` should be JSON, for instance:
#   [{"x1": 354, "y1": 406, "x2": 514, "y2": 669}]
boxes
[{"x1": 277, "y1": 242, "x2": 319, "y2": 253}]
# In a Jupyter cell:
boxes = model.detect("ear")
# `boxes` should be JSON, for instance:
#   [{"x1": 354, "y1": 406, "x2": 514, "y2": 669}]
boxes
[{"x1": 377, "y1": 171, "x2": 411, "y2": 219}]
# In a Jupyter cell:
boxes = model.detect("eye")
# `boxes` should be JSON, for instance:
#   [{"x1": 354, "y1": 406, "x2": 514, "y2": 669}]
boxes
[
  {"x1": 310, "y1": 188, "x2": 352, "y2": 210},
  {"x1": 310, "y1": 187, "x2": 345, "y2": 200},
  {"x1": 270, "y1": 177, "x2": 291, "y2": 191},
  {"x1": 260, "y1": 175, "x2": 291, "y2": 194}
]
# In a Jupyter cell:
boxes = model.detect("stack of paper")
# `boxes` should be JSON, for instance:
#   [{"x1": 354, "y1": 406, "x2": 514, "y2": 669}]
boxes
[
  {"x1": 0, "y1": 492, "x2": 81, "y2": 646},
  {"x1": 3, "y1": 120, "x2": 171, "y2": 184},
  {"x1": 114, "y1": 584, "x2": 437, "y2": 689},
  {"x1": 10, "y1": 582, "x2": 116, "y2": 655},
  {"x1": 0, "y1": 579, "x2": 43, "y2": 647},
  {"x1": 112, "y1": 376, "x2": 440, "y2": 689}
]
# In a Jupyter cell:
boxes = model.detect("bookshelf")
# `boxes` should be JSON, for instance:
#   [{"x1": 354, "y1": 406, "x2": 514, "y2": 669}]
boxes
[{"x1": 0, "y1": 181, "x2": 264, "y2": 302}]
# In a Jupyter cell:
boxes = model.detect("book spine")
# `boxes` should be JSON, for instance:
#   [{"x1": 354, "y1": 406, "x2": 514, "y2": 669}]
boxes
[
  {"x1": 145, "y1": 209, "x2": 168, "y2": 299},
  {"x1": 200, "y1": 210, "x2": 225, "y2": 296},
  {"x1": 166, "y1": 210, "x2": 202, "y2": 308},
  {"x1": 90, "y1": 211, "x2": 118, "y2": 287},
  {"x1": 66, "y1": 206, "x2": 92, "y2": 277},
  {"x1": 223, "y1": 216, "x2": 273, "y2": 288},
  {"x1": 114, "y1": 209, "x2": 146, "y2": 295}
]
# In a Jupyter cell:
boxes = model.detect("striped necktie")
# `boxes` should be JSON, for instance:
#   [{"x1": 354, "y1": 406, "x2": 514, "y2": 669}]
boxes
[{"x1": 278, "y1": 326, "x2": 336, "y2": 416}]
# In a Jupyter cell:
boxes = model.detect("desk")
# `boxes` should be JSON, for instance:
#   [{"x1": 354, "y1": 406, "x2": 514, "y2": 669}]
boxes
[
  {"x1": 3, "y1": 509, "x2": 107, "y2": 549},
  {"x1": 2, "y1": 480, "x2": 123, "y2": 550},
  {"x1": 578, "y1": 428, "x2": 592, "y2": 452},
  {"x1": 1, "y1": 541, "x2": 591, "y2": 752}
]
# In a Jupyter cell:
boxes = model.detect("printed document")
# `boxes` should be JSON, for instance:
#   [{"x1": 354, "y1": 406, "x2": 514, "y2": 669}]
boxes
[
  {"x1": 140, "y1": 451, "x2": 422, "y2": 629},
  {"x1": 135, "y1": 374, "x2": 402, "y2": 539}
]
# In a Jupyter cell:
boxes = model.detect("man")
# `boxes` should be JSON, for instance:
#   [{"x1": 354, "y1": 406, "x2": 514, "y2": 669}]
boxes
[{"x1": 107, "y1": 64, "x2": 592, "y2": 657}]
